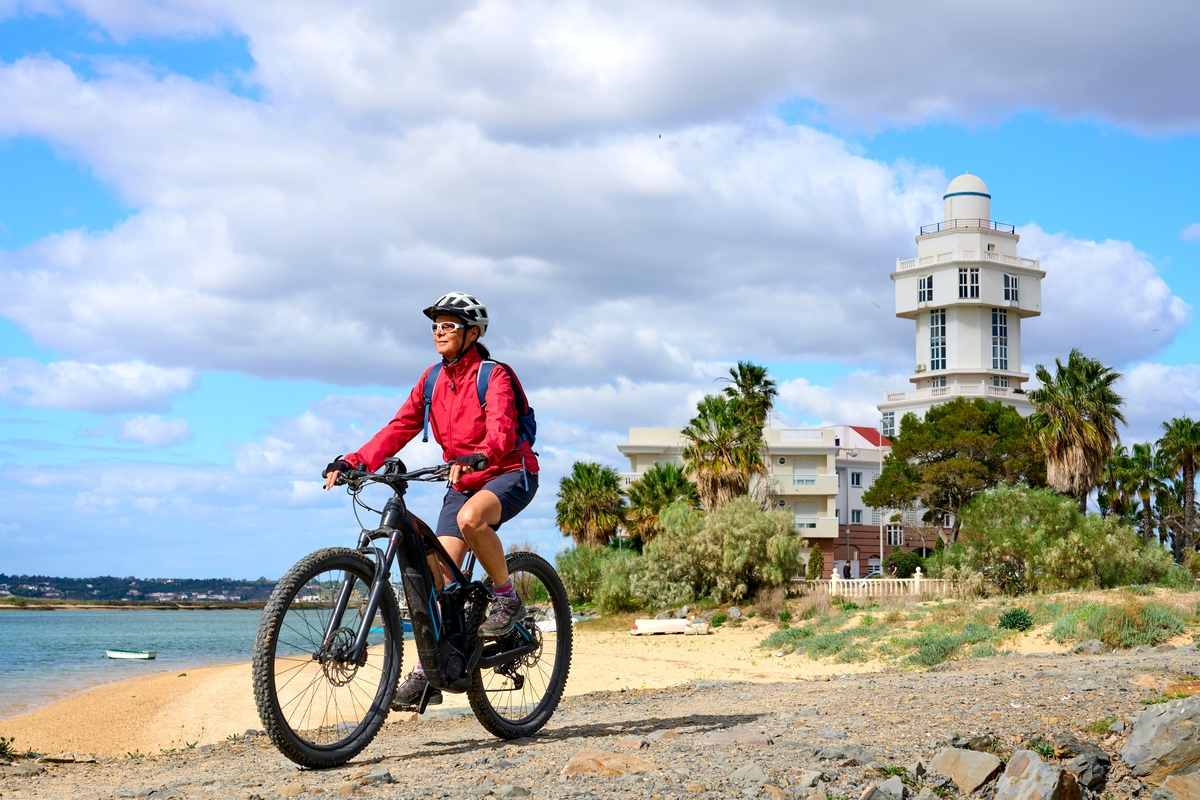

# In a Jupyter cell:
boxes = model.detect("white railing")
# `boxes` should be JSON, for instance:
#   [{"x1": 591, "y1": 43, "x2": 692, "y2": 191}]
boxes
[
  {"x1": 882, "y1": 381, "x2": 1027, "y2": 403},
  {"x1": 793, "y1": 568, "x2": 957, "y2": 598},
  {"x1": 619, "y1": 472, "x2": 639, "y2": 487},
  {"x1": 895, "y1": 251, "x2": 1041, "y2": 272}
]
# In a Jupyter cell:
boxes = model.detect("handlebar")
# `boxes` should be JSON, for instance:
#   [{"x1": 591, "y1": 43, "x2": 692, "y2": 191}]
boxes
[{"x1": 334, "y1": 454, "x2": 487, "y2": 489}]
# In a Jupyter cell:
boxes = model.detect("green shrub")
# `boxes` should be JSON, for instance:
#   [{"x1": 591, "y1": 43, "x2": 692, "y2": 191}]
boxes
[
  {"x1": 969, "y1": 641, "x2": 998, "y2": 658},
  {"x1": 637, "y1": 497, "x2": 803, "y2": 605},
  {"x1": 1024, "y1": 736, "x2": 1054, "y2": 759},
  {"x1": 556, "y1": 545, "x2": 613, "y2": 605},
  {"x1": 593, "y1": 550, "x2": 643, "y2": 614},
  {"x1": 711, "y1": 611, "x2": 727, "y2": 628},
  {"x1": 1052, "y1": 601, "x2": 1185, "y2": 649},
  {"x1": 910, "y1": 631, "x2": 962, "y2": 666},
  {"x1": 778, "y1": 610, "x2": 792, "y2": 626},
  {"x1": 1126, "y1": 584, "x2": 1153, "y2": 596},
  {"x1": 0, "y1": 736, "x2": 14, "y2": 759},
  {"x1": 884, "y1": 549, "x2": 923, "y2": 578},
  {"x1": 805, "y1": 543, "x2": 824, "y2": 581},
  {"x1": 959, "y1": 484, "x2": 1178, "y2": 594},
  {"x1": 998, "y1": 607, "x2": 1034, "y2": 632}
]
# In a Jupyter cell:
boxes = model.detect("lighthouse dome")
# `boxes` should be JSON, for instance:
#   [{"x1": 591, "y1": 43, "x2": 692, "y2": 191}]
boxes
[{"x1": 943, "y1": 173, "x2": 990, "y2": 221}]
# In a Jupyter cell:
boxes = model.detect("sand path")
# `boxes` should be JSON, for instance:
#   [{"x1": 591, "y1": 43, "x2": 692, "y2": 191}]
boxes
[{"x1": 1, "y1": 621, "x2": 879, "y2": 756}]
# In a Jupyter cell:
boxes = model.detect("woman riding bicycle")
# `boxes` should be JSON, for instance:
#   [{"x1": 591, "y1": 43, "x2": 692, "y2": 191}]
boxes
[{"x1": 321, "y1": 292, "x2": 539, "y2": 712}]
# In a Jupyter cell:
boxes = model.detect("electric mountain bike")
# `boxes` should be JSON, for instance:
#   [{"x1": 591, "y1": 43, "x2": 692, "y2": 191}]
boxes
[{"x1": 251, "y1": 456, "x2": 573, "y2": 769}]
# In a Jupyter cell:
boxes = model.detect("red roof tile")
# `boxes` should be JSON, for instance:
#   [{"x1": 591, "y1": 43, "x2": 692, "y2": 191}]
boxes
[{"x1": 850, "y1": 425, "x2": 891, "y2": 447}]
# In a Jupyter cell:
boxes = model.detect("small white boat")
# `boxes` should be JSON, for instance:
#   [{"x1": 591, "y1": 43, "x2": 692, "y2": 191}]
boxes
[{"x1": 105, "y1": 649, "x2": 157, "y2": 660}]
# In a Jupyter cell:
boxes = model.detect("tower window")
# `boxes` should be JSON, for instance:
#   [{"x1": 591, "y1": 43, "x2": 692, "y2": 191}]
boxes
[
  {"x1": 918, "y1": 275, "x2": 933, "y2": 303},
  {"x1": 850, "y1": 471, "x2": 862, "y2": 488},
  {"x1": 958, "y1": 267, "x2": 979, "y2": 299},
  {"x1": 1004, "y1": 273, "x2": 1020, "y2": 302},
  {"x1": 992, "y1": 308, "x2": 1009, "y2": 370},
  {"x1": 930, "y1": 308, "x2": 946, "y2": 371},
  {"x1": 881, "y1": 412, "x2": 895, "y2": 438},
  {"x1": 992, "y1": 376, "x2": 1009, "y2": 388}
]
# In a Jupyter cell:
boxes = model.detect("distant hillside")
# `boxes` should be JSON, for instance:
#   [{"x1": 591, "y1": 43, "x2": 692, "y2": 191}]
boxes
[{"x1": 0, "y1": 574, "x2": 276, "y2": 603}]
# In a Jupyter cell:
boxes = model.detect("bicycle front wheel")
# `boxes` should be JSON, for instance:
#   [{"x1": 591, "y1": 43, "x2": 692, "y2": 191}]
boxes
[
  {"x1": 467, "y1": 551, "x2": 573, "y2": 739},
  {"x1": 252, "y1": 547, "x2": 402, "y2": 768}
]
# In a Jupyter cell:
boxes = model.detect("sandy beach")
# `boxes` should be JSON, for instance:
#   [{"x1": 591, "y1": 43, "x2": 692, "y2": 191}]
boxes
[{"x1": 0, "y1": 618, "x2": 880, "y2": 757}]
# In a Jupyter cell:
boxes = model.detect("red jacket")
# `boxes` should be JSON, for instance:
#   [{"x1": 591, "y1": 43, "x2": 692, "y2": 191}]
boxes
[{"x1": 342, "y1": 346, "x2": 538, "y2": 493}]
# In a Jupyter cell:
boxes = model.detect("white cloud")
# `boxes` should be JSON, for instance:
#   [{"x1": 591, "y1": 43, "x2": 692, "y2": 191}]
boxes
[
  {"x1": 119, "y1": 414, "x2": 191, "y2": 446},
  {"x1": 1181, "y1": 223, "x2": 1200, "y2": 242},
  {"x1": 776, "y1": 371, "x2": 908, "y2": 427},
  {"x1": 1117, "y1": 361, "x2": 1200, "y2": 443},
  {"x1": 0, "y1": 358, "x2": 194, "y2": 412},
  {"x1": 20, "y1": 2, "x2": 1200, "y2": 135}
]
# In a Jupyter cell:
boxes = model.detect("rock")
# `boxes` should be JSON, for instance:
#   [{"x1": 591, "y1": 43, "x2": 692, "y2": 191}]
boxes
[
  {"x1": 915, "y1": 790, "x2": 938, "y2": 800},
  {"x1": 37, "y1": 752, "x2": 97, "y2": 764},
  {"x1": 908, "y1": 760, "x2": 927, "y2": 778},
  {"x1": 114, "y1": 790, "x2": 154, "y2": 800},
  {"x1": 1053, "y1": 735, "x2": 1110, "y2": 791},
  {"x1": 796, "y1": 770, "x2": 825, "y2": 788},
  {"x1": 242, "y1": 728, "x2": 262, "y2": 737},
  {"x1": 731, "y1": 763, "x2": 769, "y2": 785},
  {"x1": 1121, "y1": 696, "x2": 1200, "y2": 783},
  {"x1": 494, "y1": 785, "x2": 531, "y2": 798},
  {"x1": 363, "y1": 766, "x2": 395, "y2": 785},
  {"x1": 685, "y1": 783, "x2": 706, "y2": 793},
  {"x1": 930, "y1": 746, "x2": 1003, "y2": 795},
  {"x1": 1110, "y1": 719, "x2": 1128, "y2": 734},
  {"x1": 337, "y1": 782, "x2": 359, "y2": 798},
  {"x1": 862, "y1": 776, "x2": 907, "y2": 800},
  {"x1": 6, "y1": 761, "x2": 46, "y2": 777},
  {"x1": 277, "y1": 782, "x2": 307, "y2": 798},
  {"x1": 818, "y1": 727, "x2": 849, "y2": 740},
  {"x1": 655, "y1": 610, "x2": 673, "y2": 620},
  {"x1": 815, "y1": 743, "x2": 870, "y2": 765},
  {"x1": 761, "y1": 786, "x2": 786, "y2": 800},
  {"x1": 701, "y1": 726, "x2": 774, "y2": 747},
  {"x1": 802, "y1": 790, "x2": 829, "y2": 800},
  {"x1": 1162, "y1": 771, "x2": 1200, "y2": 799},
  {"x1": 994, "y1": 750, "x2": 1081, "y2": 800},
  {"x1": 728, "y1": 607, "x2": 743, "y2": 620},
  {"x1": 1073, "y1": 640, "x2": 1105, "y2": 655},
  {"x1": 561, "y1": 750, "x2": 654, "y2": 778}
]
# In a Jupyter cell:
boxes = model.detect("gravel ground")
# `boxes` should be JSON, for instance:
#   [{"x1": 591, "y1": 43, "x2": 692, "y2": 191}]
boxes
[{"x1": 2, "y1": 645, "x2": 1197, "y2": 800}]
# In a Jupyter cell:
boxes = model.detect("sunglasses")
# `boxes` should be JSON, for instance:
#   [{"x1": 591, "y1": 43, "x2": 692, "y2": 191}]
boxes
[{"x1": 431, "y1": 321, "x2": 467, "y2": 334}]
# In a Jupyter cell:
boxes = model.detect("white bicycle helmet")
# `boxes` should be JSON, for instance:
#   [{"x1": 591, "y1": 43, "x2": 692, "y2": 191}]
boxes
[{"x1": 423, "y1": 291, "x2": 489, "y2": 336}]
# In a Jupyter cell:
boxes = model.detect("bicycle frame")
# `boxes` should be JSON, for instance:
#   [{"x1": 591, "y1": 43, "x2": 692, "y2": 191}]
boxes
[{"x1": 318, "y1": 467, "x2": 536, "y2": 696}]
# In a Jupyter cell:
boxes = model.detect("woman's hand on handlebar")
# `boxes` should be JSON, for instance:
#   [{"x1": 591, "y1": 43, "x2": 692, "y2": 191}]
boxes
[
  {"x1": 322, "y1": 457, "x2": 353, "y2": 491},
  {"x1": 449, "y1": 453, "x2": 487, "y2": 486}
]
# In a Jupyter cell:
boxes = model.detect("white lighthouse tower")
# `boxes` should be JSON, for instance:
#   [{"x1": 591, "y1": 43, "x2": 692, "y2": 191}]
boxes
[{"x1": 878, "y1": 174, "x2": 1045, "y2": 437}]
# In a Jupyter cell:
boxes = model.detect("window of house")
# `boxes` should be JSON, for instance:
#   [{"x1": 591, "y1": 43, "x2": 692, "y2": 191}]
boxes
[
  {"x1": 1004, "y1": 273, "x2": 1020, "y2": 302},
  {"x1": 851, "y1": 509, "x2": 862, "y2": 524},
  {"x1": 986, "y1": 243, "x2": 996, "y2": 253},
  {"x1": 929, "y1": 309, "x2": 946, "y2": 370},
  {"x1": 992, "y1": 376, "x2": 1009, "y2": 388},
  {"x1": 931, "y1": 375, "x2": 947, "y2": 388},
  {"x1": 850, "y1": 471, "x2": 862, "y2": 488},
  {"x1": 887, "y1": 524, "x2": 904, "y2": 546},
  {"x1": 866, "y1": 558, "x2": 882, "y2": 577},
  {"x1": 881, "y1": 412, "x2": 895, "y2": 438},
  {"x1": 992, "y1": 307, "x2": 1008, "y2": 370},
  {"x1": 918, "y1": 275, "x2": 934, "y2": 303},
  {"x1": 958, "y1": 267, "x2": 979, "y2": 299}
]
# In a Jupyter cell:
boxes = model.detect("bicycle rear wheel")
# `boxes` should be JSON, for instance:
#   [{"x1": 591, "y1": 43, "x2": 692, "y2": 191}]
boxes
[
  {"x1": 252, "y1": 547, "x2": 402, "y2": 768},
  {"x1": 467, "y1": 551, "x2": 572, "y2": 739}
]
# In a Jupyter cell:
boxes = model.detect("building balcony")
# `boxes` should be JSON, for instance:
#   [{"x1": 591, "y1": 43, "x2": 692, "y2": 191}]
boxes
[
  {"x1": 882, "y1": 380, "x2": 1032, "y2": 406},
  {"x1": 918, "y1": 218, "x2": 1016, "y2": 236},
  {"x1": 769, "y1": 472, "x2": 838, "y2": 495},
  {"x1": 763, "y1": 427, "x2": 836, "y2": 450},
  {"x1": 794, "y1": 515, "x2": 839, "y2": 539},
  {"x1": 895, "y1": 249, "x2": 1041, "y2": 273}
]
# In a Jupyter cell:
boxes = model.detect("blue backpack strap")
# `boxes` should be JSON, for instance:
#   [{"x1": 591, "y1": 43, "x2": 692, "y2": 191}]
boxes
[
  {"x1": 421, "y1": 362, "x2": 443, "y2": 443},
  {"x1": 476, "y1": 360, "x2": 497, "y2": 408}
]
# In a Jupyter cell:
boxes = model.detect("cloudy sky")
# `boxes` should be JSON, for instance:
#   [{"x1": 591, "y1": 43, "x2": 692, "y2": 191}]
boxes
[{"x1": 1, "y1": 1, "x2": 1198, "y2": 578}]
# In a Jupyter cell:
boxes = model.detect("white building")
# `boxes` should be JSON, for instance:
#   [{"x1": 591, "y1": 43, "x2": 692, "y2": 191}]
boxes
[
  {"x1": 879, "y1": 173, "x2": 1044, "y2": 436},
  {"x1": 617, "y1": 424, "x2": 904, "y2": 578}
]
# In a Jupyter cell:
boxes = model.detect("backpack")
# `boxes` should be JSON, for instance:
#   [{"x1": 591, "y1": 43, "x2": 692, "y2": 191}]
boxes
[{"x1": 421, "y1": 359, "x2": 537, "y2": 448}]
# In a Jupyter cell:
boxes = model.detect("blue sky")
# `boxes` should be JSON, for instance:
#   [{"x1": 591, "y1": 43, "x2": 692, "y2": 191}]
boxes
[{"x1": 1, "y1": 4, "x2": 1197, "y2": 578}]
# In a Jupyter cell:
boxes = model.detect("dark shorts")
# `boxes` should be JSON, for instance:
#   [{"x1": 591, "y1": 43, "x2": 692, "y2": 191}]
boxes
[{"x1": 435, "y1": 469, "x2": 539, "y2": 539}]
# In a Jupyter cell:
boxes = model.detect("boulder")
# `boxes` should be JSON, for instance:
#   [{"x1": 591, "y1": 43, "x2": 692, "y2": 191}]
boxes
[
  {"x1": 1052, "y1": 734, "x2": 1110, "y2": 791},
  {"x1": 1072, "y1": 640, "x2": 1105, "y2": 655},
  {"x1": 929, "y1": 747, "x2": 1003, "y2": 794},
  {"x1": 730, "y1": 763, "x2": 769, "y2": 786},
  {"x1": 728, "y1": 607, "x2": 744, "y2": 620},
  {"x1": 860, "y1": 776, "x2": 906, "y2": 800},
  {"x1": 1161, "y1": 771, "x2": 1200, "y2": 799},
  {"x1": 994, "y1": 750, "x2": 1081, "y2": 800},
  {"x1": 1121, "y1": 696, "x2": 1200, "y2": 784}
]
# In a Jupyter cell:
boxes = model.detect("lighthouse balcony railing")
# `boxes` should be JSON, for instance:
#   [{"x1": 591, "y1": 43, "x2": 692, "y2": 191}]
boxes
[
  {"x1": 919, "y1": 218, "x2": 1016, "y2": 235},
  {"x1": 896, "y1": 251, "x2": 1041, "y2": 272},
  {"x1": 883, "y1": 382, "x2": 1027, "y2": 404}
]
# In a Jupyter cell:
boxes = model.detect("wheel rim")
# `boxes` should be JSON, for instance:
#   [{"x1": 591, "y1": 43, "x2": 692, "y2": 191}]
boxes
[
  {"x1": 270, "y1": 566, "x2": 393, "y2": 749},
  {"x1": 477, "y1": 562, "x2": 566, "y2": 724}
]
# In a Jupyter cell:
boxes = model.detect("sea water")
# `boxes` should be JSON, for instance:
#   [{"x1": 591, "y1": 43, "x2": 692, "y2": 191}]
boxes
[{"x1": 0, "y1": 609, "x2": 264, "y2": 718}]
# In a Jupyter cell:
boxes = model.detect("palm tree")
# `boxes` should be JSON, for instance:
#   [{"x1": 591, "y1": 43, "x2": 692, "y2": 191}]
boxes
[
  {"x1": 555, "y1": 462, "x2": 625, "y2": 546},
  {"x1": 721, "y1": 360, "x2": 778, "y2": 430},
  {"x1": 1097, "y1": 443, "x2": 1130, "y2": 519},
  {"x1": 681, "y1": 394, "x2": 764, "y2": 509},
  {"x1": 1159, "y1": 416, "x2": 1200, "y2": 560},
  {"x1": 625, "y1": 463, "x2": 699, "y2": 544},
  {"x1": 1028, "y1": 349, "x2": 1125, "y2": 512},
  {"x1": 1123, "y1": 442, "x2": 1164, "y2": 542}
]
